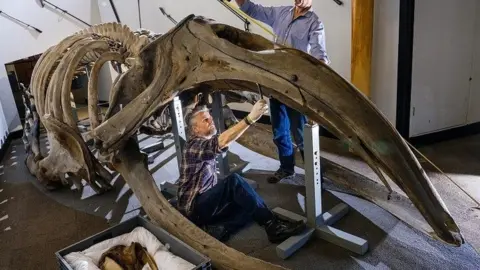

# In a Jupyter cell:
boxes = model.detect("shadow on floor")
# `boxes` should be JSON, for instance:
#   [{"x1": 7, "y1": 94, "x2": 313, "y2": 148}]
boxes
[
  {"x1": 224, "y1": 171, "x2": 480, "y2": 269},
  {"x1": 418, "y1": 134, "x2": 480, "y2": 176},
  {"x1": 240, "y1": 170, "x2": 390, "y2": 250},
  {"x1": 0, "y1": 179, "x2": 109, "y2": 269},
  {"x1": 5, "y1": 134, "x2": 177, "y2": 225}
]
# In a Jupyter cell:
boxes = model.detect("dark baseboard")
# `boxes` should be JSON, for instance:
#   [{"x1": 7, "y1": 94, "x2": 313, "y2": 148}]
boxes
[
  {"x1": 10, "y1": 129, "x2": 23, "y2": 139},
  {"x1": 410, "y1": 122, "x2": 480, "y2": 147},
  {"x1": 0, "y1": 129, "x2": 23, "y2": 163},
  {"x1": 98, "y1": 100, "x2": 109, "y2": 107}
]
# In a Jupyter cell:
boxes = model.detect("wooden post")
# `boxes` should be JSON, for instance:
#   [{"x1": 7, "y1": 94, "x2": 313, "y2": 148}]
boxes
[{"x1": 351, "y1": 0, "x2": 374, "y2": 97}]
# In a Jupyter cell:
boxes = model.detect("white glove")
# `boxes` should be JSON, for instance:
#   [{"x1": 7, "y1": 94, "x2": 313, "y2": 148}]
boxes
[{"x1": 247, "y1": 99, "x2": 268, "y2": 123}]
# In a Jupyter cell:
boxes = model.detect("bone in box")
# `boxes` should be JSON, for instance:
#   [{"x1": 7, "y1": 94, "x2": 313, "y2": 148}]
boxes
[{"x1": 55, "y1": 215, "x2": 212, "y2": 270}]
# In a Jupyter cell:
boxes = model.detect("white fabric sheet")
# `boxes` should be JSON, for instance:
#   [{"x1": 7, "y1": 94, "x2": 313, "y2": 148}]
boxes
[{"x1": 64, "y1": 226, "x2": 196, "y2": 270}]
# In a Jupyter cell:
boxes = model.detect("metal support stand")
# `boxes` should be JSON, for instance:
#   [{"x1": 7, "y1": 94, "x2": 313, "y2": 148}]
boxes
[
  {"x1": 170, "y1": 97, "x2": 186, "y2": 170},
  {"x1": 159, "y1": 96, "x2": 186, "y2": 196},
  {"x1": 211, "y1": 92, "x2": 254, "y2": 187},
  {"x1": 211, "y1": 92, "x2": 230, "y2": 179},
  {"x1": 272, "y1": 123, "x2": 368, "y2": 259}
]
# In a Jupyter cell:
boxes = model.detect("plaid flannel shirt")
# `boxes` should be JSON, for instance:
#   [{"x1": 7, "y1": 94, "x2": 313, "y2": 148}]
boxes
[{"x1": 176, "y1": 134, "x2": 226, "y2": 215}]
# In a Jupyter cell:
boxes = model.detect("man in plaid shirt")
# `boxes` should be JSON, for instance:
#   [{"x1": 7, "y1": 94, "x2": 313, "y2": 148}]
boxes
[{"x1": 177, "y1": 99, "x2": 306, "y2": 243}]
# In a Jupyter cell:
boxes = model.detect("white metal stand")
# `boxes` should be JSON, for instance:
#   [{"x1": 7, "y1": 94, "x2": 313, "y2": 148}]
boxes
[
  {"x1": 272, "y1": 123, "x2": 368, "y2": 259},
  {"x1": 159, "y1": 96, "x2": 185, "y2": 198},
  {"x1": 169, "y1": 96, "x2": 186, "y2": 170},
  {"x1": 211, "y1": 92, "x2": 252, "y2": 182}
]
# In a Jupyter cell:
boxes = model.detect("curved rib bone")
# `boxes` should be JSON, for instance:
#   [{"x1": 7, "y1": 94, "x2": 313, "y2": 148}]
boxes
[
  {"x1": 88, "y1": 52, "x2": 124, "y2": 130},
  {"x1": 27, "y1": 23, "x2": 144, "y2": 191},
  {"x1": 90, "y1": 17, "x2": 463, "y2": 247}
]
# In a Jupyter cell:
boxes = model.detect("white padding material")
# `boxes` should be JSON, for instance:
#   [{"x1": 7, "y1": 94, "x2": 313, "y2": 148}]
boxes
[{"x1": 64, "y1": 226, "x2": 196, "y2": 270}]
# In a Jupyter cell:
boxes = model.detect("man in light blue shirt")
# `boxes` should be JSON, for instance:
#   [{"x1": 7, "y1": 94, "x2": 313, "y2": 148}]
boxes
[{"x1": 236, "y1": 0, "x2": 330, "y2": 183}]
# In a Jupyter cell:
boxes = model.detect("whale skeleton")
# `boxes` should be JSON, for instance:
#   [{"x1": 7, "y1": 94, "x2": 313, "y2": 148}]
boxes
[{"x1": 23, "y1": 15, "x2": 464, "y2": 269}]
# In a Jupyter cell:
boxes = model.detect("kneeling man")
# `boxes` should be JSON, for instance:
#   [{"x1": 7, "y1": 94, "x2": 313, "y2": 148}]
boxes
[{"x1": 177, "y1": 99, "x2": 306, "y2": 242}]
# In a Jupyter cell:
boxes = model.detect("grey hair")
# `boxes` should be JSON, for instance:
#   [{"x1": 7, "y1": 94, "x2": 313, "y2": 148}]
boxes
[{"x1": 185, "y1": 105, "x2": 209, "y2": 139}]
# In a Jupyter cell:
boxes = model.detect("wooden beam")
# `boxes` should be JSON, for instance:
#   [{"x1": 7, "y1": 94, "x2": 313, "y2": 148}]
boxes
[{"x1": 351, "y1": 0, "x2": 374, "y2": 97}]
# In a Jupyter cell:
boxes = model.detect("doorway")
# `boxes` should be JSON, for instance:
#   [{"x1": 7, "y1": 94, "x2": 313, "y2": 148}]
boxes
[{"x1": 4, "y1": 54, "x2": 89, "y2": 127}]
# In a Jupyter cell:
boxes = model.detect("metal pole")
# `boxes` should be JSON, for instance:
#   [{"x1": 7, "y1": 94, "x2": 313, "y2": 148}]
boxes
[
  {"x1": 37, "y1": 0, "x2": 91, "y2": 27},
  {"x1": 137, "y1": 0, "x2": 142, "y2": 28},
  {"x1": 211, "y1": 92, "x2": 230, "y2": 178},
  {"x1": 159, "y1": 7, "x2": 178, "y2": 25},
  {"x1": 108, "y1": 0, "x2": 121, "y2": 23},
  {"x1": 304, "y1": 124, "x2": 323, "y2": 227},
  {"x1": 218, "y1": 0, "x2": 250, "y2": 31},
  {"x1": 170, "y1": 97, "x2": 186, "y2": 171},
  {"x1": 0, "y1": 10, "x2": 42, "y2": 33}
]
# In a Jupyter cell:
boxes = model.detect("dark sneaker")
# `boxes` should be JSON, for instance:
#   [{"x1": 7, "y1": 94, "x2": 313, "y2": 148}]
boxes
[
  {"x1": 264, "y1": 216, "x2": 306, "y2": 243},
  {"x1": 267, "y1": 169, "x2": 295, "y2": 184}
]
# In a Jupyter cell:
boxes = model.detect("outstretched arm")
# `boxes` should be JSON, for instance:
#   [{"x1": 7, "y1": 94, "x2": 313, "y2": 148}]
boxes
[
  {"x1": 218, "y1": 99, "x2": 268, "y2": 149},
  {"x1": 309, "y1": 19, "x2": 331, "y2": 65},
  {"x1": 235, "y1": 0, "x2": 280, "y2": 27}
]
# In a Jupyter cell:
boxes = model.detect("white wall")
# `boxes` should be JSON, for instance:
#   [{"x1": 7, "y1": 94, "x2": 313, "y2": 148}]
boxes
[
  {"x1": 370, "y1": 0, "x2": 399, "y2": 125},
  {"x1": 0, "y1": 94, "x2": 9, "y2": 148},
  {"x1": 0, "y1": 0, "x2": 111, "y2": 131},
  {"x1": 98, "y1": 0, "x2": 351, "y2": 80},
  {"x1": 97, "y1": 0, "x2": 352, "y2": 113},
  {"x1": 410, "y1": 0, "x2": 479, "y2": 137},
  {"x1": 0, "y1": 0, "x2": 400, "y2": 133}
]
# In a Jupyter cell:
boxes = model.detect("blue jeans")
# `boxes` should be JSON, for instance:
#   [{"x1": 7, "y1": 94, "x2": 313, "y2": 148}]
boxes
[
  {"x1": 189, "y1": 173, "x2": 274, "y2": 233},
  {"x1": 269, "y1": 98, "x2": 307, "y2": 173}
]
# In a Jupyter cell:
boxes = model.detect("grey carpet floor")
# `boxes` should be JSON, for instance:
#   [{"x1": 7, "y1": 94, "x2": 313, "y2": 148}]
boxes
[{"x1": 1, "y1": 133, "x2": 480, "y2": 270}]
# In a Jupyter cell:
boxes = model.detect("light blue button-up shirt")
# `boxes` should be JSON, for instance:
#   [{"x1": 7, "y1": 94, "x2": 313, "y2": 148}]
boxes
[{"x1": 240, "y1": 0, "x2": 330, "y2": 64}]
